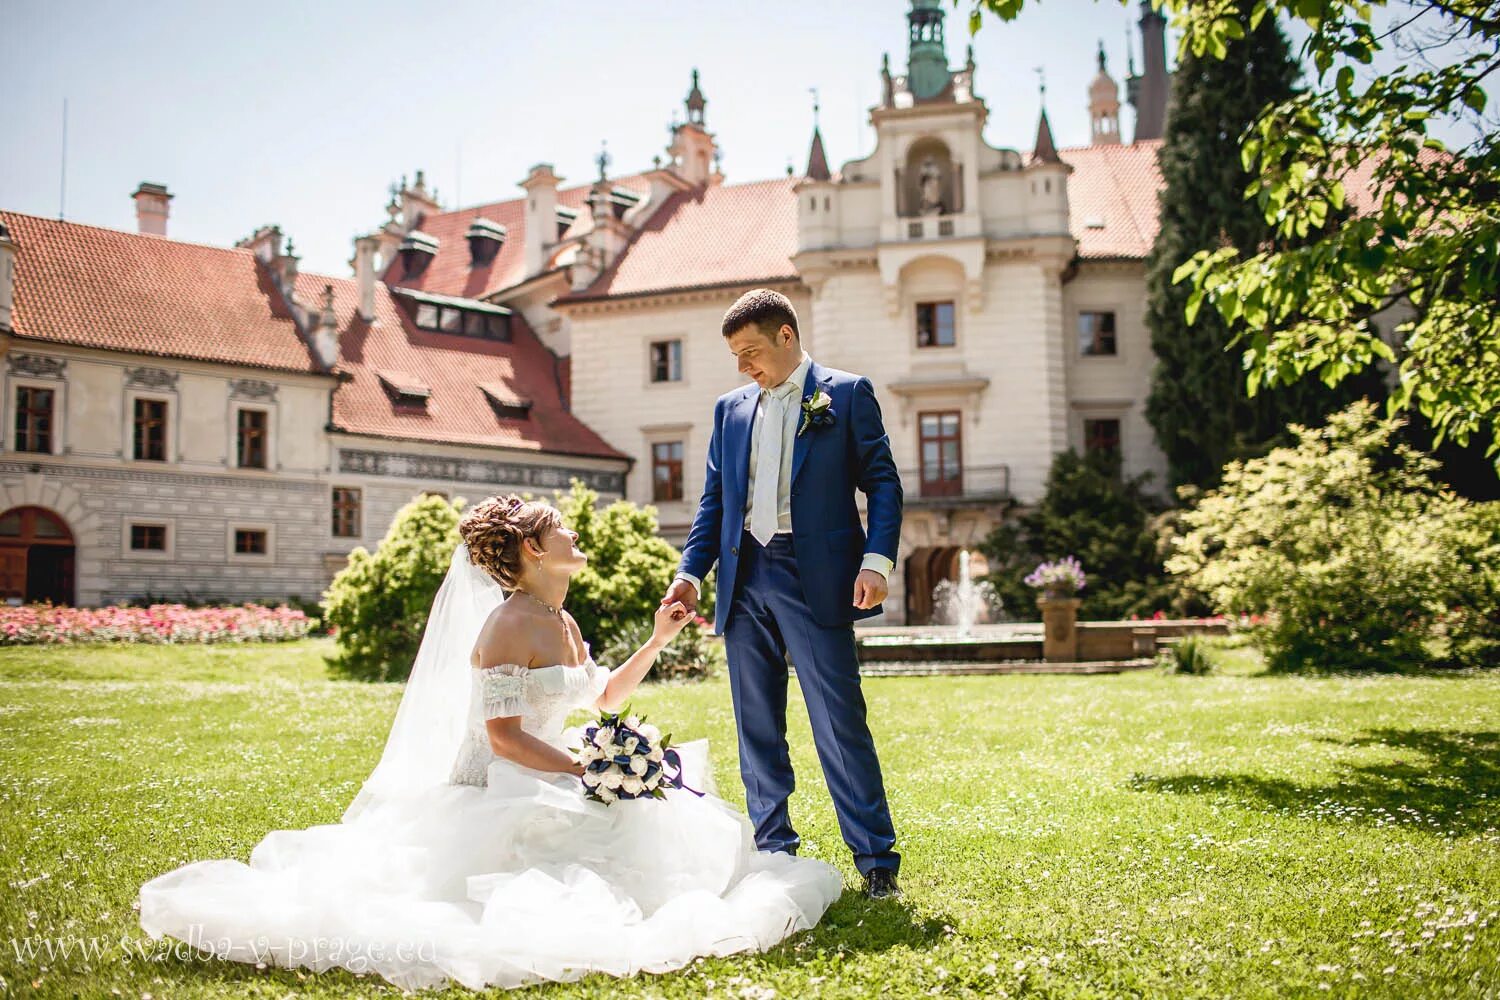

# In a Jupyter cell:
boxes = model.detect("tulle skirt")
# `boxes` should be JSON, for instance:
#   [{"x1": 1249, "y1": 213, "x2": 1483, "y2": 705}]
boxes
[{"x1": 137, "y1": 738, "x2": 846, "y2": 992}]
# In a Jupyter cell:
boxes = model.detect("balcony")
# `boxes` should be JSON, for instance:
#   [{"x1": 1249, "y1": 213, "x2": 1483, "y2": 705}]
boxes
[{"x1": 898, "y1": 464, "x2": 1011, "y2": 507}]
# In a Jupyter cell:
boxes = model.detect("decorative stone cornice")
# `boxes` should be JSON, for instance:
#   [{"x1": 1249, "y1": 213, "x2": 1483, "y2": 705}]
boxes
[
  {"x1": 554, "y1": 277, "x2": 805, "y2": 316},
  {"x1": 124, "y1": 366, "x2": 179, "y2": 391},
  {"x1": 7, "y1": 353, "x2": 66, "y2": 379},
  {"x1": 228, "y1": 378, "x2": 278, "y2": 402},
  {"x1": 337, "y1": 447, "x2": 625, "y2": 495}
]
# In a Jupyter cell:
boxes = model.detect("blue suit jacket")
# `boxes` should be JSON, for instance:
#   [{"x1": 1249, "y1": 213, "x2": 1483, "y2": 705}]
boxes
[{"x1": 679, "y1": 361, "x2": 904, "y2": 634}]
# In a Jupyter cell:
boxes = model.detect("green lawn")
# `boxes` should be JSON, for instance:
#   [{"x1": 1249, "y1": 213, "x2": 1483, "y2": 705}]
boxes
[{"x1": 2, "y1": 638, "x2": 1497, "y2": 998}]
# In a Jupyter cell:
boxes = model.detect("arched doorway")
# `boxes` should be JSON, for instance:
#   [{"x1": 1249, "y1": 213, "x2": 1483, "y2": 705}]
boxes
[{"x1": 0, "y1": 506, "x2": 76, "y2": 605}]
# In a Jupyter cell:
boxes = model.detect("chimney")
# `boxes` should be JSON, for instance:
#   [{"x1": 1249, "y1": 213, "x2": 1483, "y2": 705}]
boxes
[
  {"x1": 1127, "y1": 0, "x2": 1171, "y2": 141},
  {"x1": 311, "y1": 284, "x2": 340, "y2": 369},
  {"x1": 0, "y1": 221, "x2": 17, "y2": 332},
  {"x1": 520, "y1": 163, "x2": 562, "y2": 279},
  {"x1": 351, "y1": 233, "x2": 380, "y2": 321},
  {"x1": 235, "y1": 224, "x2": 282, "y2": 263},
  {"x1": 132, "y1": 182, "x2": 172, "y2": 237}
]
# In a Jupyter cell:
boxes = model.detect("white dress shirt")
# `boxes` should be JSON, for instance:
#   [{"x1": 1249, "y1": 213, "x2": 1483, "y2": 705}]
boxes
[{"x1": 675, "y1": 352, "x2": 894, "y2": 598}]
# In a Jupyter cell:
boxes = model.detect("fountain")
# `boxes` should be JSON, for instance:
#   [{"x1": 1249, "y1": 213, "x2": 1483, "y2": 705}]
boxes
[{"x1": 929, "y1": 550, "x2": 998, "y2": 638}]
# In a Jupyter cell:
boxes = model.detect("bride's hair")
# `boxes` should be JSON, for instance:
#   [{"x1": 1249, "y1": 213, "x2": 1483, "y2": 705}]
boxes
[{"x1": 458, "y1": 495, "x2": 563, "y2": 589}]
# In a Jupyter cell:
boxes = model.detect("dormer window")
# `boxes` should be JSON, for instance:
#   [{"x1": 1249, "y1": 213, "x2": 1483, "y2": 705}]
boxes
[
  {"x1": 397, "y1": 230, "x2": 439, "y2": 278},
  {"x1": 555, "y1": 206, "x2": 579, "y2": 240},
  {"x1": 376, "y1": 369, "x2": 432, "y2": 408},
  {"x1": 481, "y1": 382, "x2": 532, "y2": 421},
  {"x1": 466, "y1": 218, "x2": 507, "y2": 266},
  {"x1": 395, "y1": 288, "x2": 513, "y2": 341}
]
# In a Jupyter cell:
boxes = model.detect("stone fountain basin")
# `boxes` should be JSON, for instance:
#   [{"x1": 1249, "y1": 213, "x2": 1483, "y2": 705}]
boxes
[{"x1": 855, "y1": 619, "x2": 1229, "y2": 664}]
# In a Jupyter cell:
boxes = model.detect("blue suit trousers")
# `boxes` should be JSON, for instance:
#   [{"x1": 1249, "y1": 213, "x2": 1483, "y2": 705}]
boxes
[{"x1": 722, "y1": 529, "x2": 899, "y2": 877}]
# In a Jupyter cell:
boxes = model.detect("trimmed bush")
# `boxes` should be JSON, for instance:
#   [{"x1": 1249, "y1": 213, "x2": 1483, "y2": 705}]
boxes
[
  {"x1": 322, "y1": 494, "x2": 462, "y2": 681},
  {"x1": 596, "y1": 615, "x2": 725, "y2": 681}
]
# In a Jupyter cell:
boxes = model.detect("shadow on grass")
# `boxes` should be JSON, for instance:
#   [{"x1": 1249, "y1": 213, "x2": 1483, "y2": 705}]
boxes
[
  {"x1": 1129, "y1": 728, "x2": 1500, "y2": 834},
  {"x1": 758, "y1": 890, "x2": 949, "y2": 961}
]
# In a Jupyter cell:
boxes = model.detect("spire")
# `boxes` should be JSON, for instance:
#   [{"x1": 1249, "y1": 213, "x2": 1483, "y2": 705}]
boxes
[
  {"x1": 906, "y1": 0, "x2": 951, "y2": 101},
  {"x1": 1126, "y1": 0, "x2": 1171, "y2": 141},
  {"x1": 685, "y1": 67, "x2": 707, "y2": 126},
  {"x1": 805, "y1": 89, "x2": 831, "y2": 181},
  {"x1": 1033, "y1": 108, "x2": 1062, "y2": 164},
  {"x1": 1089, "y1": 39, "x2": 1123, "y2": 146}
]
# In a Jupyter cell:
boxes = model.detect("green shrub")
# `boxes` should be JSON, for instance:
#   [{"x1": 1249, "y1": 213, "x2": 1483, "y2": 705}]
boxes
[
  {"x1": 596, "y1": 617, "x2": 725, "y2": 681},
  {"x1": 1157, "y1": 635, "x2": 1214, "y2": 674},
  {"x1": 554, "y1": 482, "x2": 684, "y2": 652},
  {"x1": 981, "y1": 448, "x2": 1185, "y2": 620},
  {"x1": 322, "y1": 494, "x2": 462, "y2": 681},
  {"x1": 1167, "y1": 401, "x2": 1500, "y2": 671}
]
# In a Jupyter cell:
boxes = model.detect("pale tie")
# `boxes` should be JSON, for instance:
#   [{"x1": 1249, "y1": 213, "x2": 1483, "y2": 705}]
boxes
[{"x1": 749, "y1": 385, "x2": 792, "y2": 546}]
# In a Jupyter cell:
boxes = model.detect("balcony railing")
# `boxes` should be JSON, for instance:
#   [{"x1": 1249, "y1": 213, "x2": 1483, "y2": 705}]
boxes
[{"x1": 897, "y1": 464, "x2": 1011, "y2": 505}]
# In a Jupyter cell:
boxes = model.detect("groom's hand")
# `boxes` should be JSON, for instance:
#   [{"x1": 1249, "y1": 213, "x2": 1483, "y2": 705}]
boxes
[
  {"x1": 661, "y1": 578, "x2": 699, "y2": 614},
  {"x1": 852, "y1": 569, "x2": 888, "y2": 610}
]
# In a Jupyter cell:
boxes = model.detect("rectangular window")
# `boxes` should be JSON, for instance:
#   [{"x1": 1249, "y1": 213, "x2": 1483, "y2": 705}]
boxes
[
  {"x1": 1084, "y1": 417, "x2": 1122, "y2": 455},
  {"x1": 1078, "y1": 311, "x2": 1118, "y2": 356},
  {"x1": 650, "y1": 340, "x2": 683, "y2": 383},
  {"x1": 233, "y1": 528, "x2": 268, "y2": 555},
  {"x1": 236, "y1": 409, "x2": 268, "y2": 469},
  {"x1": 918, "y1": 411, "x2": 963, "y2": 497},
  {"x1": 652, "y1": 441, "x2": 684, "y2": 502},
  {"x1": 133, "y1": 398, "x2": 167, "y2": 461},
  {"x1": 332, "y1": 487, "x2": 362, "y2": 538},
  {"x1": 915, "y1": 301, "x2": 956, "y2": 348},
  {"x1": 130, "y1": 524, "x2": 167, "y2": 551},
  {"x1": 14, "y1": 386, "x2": 54, "y2": 454},
  {"x1": 414, "y1": 303, "x2": 440, "y2": 329}
]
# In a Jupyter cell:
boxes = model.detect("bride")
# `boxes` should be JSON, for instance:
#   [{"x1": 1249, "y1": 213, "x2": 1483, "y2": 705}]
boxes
[{"x1": 138, "y1": 495, "x2": 845, "y2": 992}]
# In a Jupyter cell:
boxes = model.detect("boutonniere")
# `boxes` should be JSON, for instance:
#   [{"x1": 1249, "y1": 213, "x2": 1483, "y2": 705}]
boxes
[{"x1": 797, "y1": 388, "x2": 836, "y2": 438}]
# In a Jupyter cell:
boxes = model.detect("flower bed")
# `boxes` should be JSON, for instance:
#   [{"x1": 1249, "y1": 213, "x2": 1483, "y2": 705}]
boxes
[{"x1": 0, "y1": 603, "x2": 314, "y2": 645}]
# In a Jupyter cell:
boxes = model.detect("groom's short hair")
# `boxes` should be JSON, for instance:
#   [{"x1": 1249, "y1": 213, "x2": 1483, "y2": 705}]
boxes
[{"x1": 721, "y1": 288, "x2": 800, "y2": 341}]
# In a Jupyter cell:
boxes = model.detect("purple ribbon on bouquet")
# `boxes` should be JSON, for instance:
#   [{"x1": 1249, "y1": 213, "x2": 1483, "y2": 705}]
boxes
[{"x1": 661, "y1": 748, "x2": 705, "y2": 797}]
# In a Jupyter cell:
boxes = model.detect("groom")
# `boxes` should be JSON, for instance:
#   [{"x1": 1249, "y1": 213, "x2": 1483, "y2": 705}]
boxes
[{"x1": 660, "y1": 288, "x2": 903, "y2": 899}]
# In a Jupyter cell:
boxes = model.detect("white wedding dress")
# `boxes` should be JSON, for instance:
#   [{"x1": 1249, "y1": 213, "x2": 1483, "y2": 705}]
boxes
[{"x1": 138, "y1": 546, "x2": 845, "y2": 992}]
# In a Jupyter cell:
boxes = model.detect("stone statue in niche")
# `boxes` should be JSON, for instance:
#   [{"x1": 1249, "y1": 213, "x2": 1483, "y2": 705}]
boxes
[{"x1": 917, "y1": 156, "x2": 945, "y2": 215}]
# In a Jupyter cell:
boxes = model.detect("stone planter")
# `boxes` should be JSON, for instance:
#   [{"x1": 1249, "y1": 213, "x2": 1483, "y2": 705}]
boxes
[{"x1": 1036, "y1": 593, "x2": 1082, "y2": 662}]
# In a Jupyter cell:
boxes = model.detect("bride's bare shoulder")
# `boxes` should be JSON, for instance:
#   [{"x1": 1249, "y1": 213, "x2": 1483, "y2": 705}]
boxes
[{"x1": 471, "y1": 601, "x2": 539, "y2": 670}]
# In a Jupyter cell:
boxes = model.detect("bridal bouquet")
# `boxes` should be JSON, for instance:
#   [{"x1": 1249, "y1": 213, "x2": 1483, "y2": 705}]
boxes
[{"x1": 575, "y1": 709, "x2": 688, "y2": 804}]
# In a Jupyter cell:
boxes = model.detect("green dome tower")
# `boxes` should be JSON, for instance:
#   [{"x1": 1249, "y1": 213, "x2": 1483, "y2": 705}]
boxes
[{"x1": 906, "y1": 0, "x2": 951, "y2": 101}]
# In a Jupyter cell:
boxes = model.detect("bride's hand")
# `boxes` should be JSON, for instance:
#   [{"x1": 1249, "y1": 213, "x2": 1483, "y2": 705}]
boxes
[{"x1": 651, "y1": 601, "x2": 692, "y2": 646}]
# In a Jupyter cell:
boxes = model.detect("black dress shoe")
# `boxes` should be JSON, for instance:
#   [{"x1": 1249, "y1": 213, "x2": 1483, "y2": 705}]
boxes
[{"x1": 863, "y1": 868, "x2": 901, "y2": 899}]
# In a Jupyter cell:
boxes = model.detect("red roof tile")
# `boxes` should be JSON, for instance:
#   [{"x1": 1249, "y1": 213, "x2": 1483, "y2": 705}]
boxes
[
  {"x1": 562, "y1": 177, "x2": 801, "y2": 301},
  {"x1": 302, "y1": 272, "x2": 626, "y2": 459},
  {"x1": 1057, "y1": 140, "x2": 1165, "y2": 260},
  {"x1": 383, "y1": 174, "x2": 650, "y2": 299},
  {"x1": 0, "y1": 210, "x2": 321, "y2": 374}
]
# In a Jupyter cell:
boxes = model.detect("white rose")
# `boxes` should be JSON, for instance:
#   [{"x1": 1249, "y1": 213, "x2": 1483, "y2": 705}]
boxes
[
  {"x1": 596, "y1": 785, "x2": 617, "y2": 804},
  {"x1": 621, "y1": 775, "x2": 645, "y2": 795},
  {"x1": 625, "y1": 715, "x2": 642, "y2": 730},
  {"x1": 622, "y1": 736, "x2": 639, "y2": 754},
  {"x1": 643, "y1": 771, "x2": 662, "y2": 790},
  {"x1": 576, "y1": 745, "x2": 598, "y2": 763},
  {"x1": 648, "y1": 746, "x2": 664, "y2": 762},
  {"x1": 582, "y1": 770, "x2": 601, "y2": 787},
  {"x1": 639, "y1": 723, "x2": 661, "y2": 744},
  {"x1": 602, "y1": 769, "x2": 624, "y2": 789},
  {"x1": 629, "y1": 755, "x2": 648, "y2": 776},
  {"x1": 593, "y1": 726, "x2": 615, "y2": 748}
]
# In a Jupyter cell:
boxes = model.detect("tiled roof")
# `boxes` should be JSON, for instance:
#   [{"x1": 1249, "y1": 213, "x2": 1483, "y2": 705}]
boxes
[
  {"x1": 1057, "y1": 139, "x2": 1165, "y2": 260},
  {"x1": 0, "y1": 210, "x2": 321, "y2": 374},
  {"x1": 304, "y1": 271, "x2": 626, "y2": 459},
  {"x1": 382, "y1": 174, "x2": 650, "y2": 299},
  {"x1": 561, "y1": 177, "x2": 801, "y2": 301}
]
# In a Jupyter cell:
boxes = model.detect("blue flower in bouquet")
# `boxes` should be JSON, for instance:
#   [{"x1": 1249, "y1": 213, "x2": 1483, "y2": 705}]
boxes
[
  {"x1": 1024, "y1": 555, "x2": 1087, "y2": 594},
  {"x1": 573, "y1": 708, "x2": 697, "y2": 805}
]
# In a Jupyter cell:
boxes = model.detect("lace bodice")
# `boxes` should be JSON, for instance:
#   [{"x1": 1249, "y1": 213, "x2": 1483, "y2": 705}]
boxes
[{"x1": 448, "y1": 652, "x2": 610, "y2": 786}]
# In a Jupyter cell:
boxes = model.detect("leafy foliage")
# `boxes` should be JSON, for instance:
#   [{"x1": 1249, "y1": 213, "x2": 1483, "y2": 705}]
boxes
[
  {"x1": 554, "y1": 482, "x2": 685, "y2": 651},
  {"x1": 1166, "y1": 401, "x2": 1500, "y2": 670},
  {"x1": 596, "y1": 617, "x2": 726, "y2": 681},
  {"x1": 1143, "y1": 0, "x2": 1377, "y2": 488},
  {"x1": 322, "y1": 494, "x2": 462, "y2": 682},
  {"x1": 981, "y1": 449, "x2": 1179, "y2": 620},
  {"x1": 973, "y1": 0, "x2": 1500, "y2": 471}
]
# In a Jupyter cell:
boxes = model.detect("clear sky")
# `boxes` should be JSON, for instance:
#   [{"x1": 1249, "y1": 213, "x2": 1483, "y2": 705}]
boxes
[{"x1": 0, "y1": 1, "x2": 1484, "y2": 277}]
